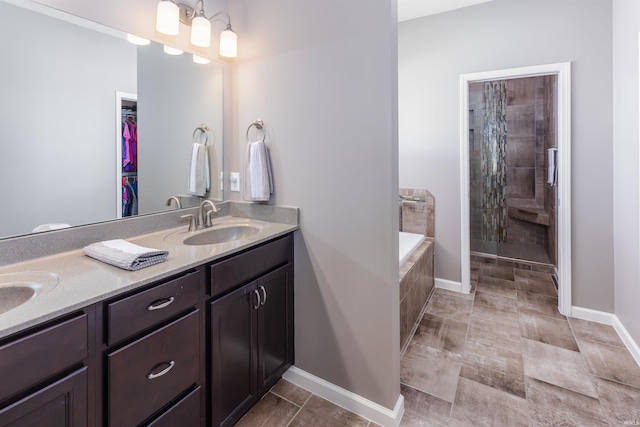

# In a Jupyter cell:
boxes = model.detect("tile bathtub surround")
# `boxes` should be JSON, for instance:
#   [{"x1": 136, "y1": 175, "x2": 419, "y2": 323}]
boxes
[
  {"x1": 399, "y1": 239, "x2": 435, "y2": 351},
  {"x1": 399, "y1": 188, "x2": 435, "y2": 238}
]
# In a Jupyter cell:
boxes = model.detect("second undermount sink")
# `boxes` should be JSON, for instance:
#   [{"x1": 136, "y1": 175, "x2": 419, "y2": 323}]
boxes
[
  {"x1": 183, "y1": 225, "x2": 261, "y2": 246},
  {"x1": 0, "y1": 272, "x2": 60, "y2": 315}
]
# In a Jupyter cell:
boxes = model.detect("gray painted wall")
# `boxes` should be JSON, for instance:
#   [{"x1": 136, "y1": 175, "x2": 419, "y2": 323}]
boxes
[
  {"x1": 137, "y1": 42, "x2": 224, "y2": 213},
  {"x1": 0, "y1": 2, "x2": 136, "y2": 236},
  {"x1": 398, "y1": 0, "x2": 615, "y2": 312},
  {"x1": 613, "y1": 0, "x2": 640, "y2": 345},
  {"x1": 230, "y1": 0, "x2": 401, "y2": 410}
]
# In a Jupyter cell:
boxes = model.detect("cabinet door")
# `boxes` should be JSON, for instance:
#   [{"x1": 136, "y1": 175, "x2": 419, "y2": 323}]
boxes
[
  {"x1": 210, "y1": 282, "x2": 258, "y2": 427},
  {"x1": 257, "y1": 263, "x2": 294, "y2": 394},
  {"x1": 0, "y1": 367, "x2": 87, "y2": 427}
]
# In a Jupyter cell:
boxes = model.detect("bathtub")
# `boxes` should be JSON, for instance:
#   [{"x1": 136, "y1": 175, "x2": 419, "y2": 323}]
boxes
[{"x1": 399, "y1": 231, "x2": 425, "y2": 265}]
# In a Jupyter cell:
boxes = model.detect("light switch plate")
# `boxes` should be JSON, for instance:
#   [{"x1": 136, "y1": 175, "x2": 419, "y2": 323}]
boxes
[{"x1": 230, "y1": 172, "x2": 240, "y2": 192}]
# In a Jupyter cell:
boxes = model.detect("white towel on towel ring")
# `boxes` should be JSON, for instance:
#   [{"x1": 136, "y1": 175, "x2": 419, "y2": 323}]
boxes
[
  {"x1": 187, "y1": 142, "x2": 210, "y2": 196},
  {"x1": 244, "y1": 139, "x2": 273, "y2": 202}
]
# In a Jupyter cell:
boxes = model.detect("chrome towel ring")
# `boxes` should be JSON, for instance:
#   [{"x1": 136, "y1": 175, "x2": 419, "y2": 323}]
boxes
[
  {"x1": 193, "y1": 124, "x2": 213, "y2": 145},
  {"x1": 246, "y1": 119, "x2": 266, "y2": 142}
]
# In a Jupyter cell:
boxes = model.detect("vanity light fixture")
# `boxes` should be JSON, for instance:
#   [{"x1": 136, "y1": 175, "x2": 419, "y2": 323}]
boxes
[
  {"x1": 155, "y1": 0, "x2": 237, "y2": 58},
  {"x1": 163, "y1": 45, "x2": 184, "y2": 55},
  {"x1": 126, "y1": 34, "x2": 151, "y2": 46},
  {"x1": 192, "y1": 54, "x2": 210, "y2": 64}
]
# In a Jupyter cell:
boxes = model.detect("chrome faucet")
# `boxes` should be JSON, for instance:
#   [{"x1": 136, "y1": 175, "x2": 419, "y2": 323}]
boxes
[
  {"x1": 199, "y1": 200, "x2": 219, "y2": 228},
  {"x1": 166, "y1": 196, "x2": 182, "y2": 209}
]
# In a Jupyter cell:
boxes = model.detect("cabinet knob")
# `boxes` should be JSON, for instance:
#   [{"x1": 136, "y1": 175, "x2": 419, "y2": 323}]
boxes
[
  {"x1": 146, "y1": 297, "x2": 175, "y2": 311},
  {"x1": 146, "y1": 360, "x2": 175, "y2": 380},
  {"x1": 260, "y1": 286, "x2": 267, "y2": 306},
  {"x1": 252, "y1": 290, "x2": 261, "y2": 310}
]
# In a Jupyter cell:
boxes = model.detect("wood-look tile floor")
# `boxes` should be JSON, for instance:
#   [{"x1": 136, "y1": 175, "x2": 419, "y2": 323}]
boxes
[{"x1": 237, "y1": 262, "x2": 640, "y2": 426}]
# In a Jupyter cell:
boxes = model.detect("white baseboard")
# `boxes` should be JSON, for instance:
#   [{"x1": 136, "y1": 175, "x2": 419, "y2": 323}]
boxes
[
  {"x1": 613, "y1": 316, "x2": 640, "y2": 367},
  {"x1": 571, "y1": 306, "x2": 640, "y2": 367},
  {"x1": 435, "y1": 278, "x2": 464, "y2": 293},
  {"x1": 282, "y1": 366, "x2": 404, "y2": 427},
  {"x1": 570, "y1": 306, "x2": 615, "y2": 325}
]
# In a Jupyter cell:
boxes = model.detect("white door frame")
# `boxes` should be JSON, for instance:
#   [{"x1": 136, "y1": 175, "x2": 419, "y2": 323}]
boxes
[
  {"x1": 116, "y1": 91, "x2": 138, "y2": 219},
  {"x1": 459, "y1": 62, "x2": 572, "y2": 316}
]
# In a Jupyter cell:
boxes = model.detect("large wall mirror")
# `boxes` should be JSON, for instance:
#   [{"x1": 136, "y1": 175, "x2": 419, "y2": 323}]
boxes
[{"x1": 0, "y1": 0, "x2": 224, "y2": 240}]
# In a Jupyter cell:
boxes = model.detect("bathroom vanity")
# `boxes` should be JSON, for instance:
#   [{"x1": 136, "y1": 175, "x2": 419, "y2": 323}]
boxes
[{"x1": 0, "y1": 208, "x2": 297, "y2": 427}]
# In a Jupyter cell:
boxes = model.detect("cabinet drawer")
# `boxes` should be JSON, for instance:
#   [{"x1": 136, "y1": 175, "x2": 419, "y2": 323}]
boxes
[
  {"x1": 0, "y1": 313, "x2": 88, "y2": 403},
  {"x1": 145, "y1": 386, "x2": 201, "y2": 427},
  {"x1": 210, "y1": 234, "x2": 293, "y2": 297},
  {"x1": 108, "y1": 310, "x2": 200, "y2": 427},
  {"x1": 107, "y1": 270, "x2": 200, "y2": 345}
]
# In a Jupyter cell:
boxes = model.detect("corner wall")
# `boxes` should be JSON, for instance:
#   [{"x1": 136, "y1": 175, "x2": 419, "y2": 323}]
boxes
[
  {"x1": 399, "y1": 0, "x2": 615, "y2": 312},
  {"x1": 613, "y1": 0, "x2": 640, "y2": 348},
  {"x1": 230, "y1": 0, "x2": 401, "y2": 411}
]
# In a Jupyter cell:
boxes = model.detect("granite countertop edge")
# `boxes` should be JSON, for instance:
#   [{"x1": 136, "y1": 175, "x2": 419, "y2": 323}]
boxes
[{"x1": 0, "y1": 215, "x2": 298, "y2": 340}]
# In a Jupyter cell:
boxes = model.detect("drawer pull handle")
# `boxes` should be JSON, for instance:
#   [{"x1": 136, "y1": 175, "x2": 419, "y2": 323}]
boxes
[
  {"x1": 147, "y1": 297, "x2": 175, "y2": 311},
  {"x1": 253, "y1": 289, "x2": 261, "y2": 310},
  {"x1": 147, "y1": 360, "x2": 175, "y2": 380},
  {"x1": 260, "y1": 286, "x2": 267, "y2": 306}
]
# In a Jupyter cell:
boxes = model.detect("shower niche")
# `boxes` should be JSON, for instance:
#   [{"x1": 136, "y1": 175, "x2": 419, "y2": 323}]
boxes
[{"x1": 468, "y1": 75, "x2": 557, "y2": 266}]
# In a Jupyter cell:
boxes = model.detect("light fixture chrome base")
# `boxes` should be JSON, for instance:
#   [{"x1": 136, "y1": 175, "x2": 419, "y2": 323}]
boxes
[{"x1": 177, "y1": 3, "x2": 196, "y2": 25}]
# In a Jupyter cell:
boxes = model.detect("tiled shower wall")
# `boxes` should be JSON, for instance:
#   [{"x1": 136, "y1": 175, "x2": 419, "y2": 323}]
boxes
[{"x1": 469, "y1": 76, "x2": 557, "y2": 262}]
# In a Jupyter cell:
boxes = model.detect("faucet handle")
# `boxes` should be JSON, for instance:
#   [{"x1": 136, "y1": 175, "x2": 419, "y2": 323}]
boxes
[
  {"x1": 180, "y1": 214, "x2": 197, "y2": 232},
  {"x1": 204, "y1": 210, "x2": 214, "y2": 228}
]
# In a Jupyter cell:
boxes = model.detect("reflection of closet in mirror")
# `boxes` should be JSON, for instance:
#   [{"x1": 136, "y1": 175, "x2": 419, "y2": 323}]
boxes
[{"x1": 116, "y1": 92, "x2": 138, "y2": 218}]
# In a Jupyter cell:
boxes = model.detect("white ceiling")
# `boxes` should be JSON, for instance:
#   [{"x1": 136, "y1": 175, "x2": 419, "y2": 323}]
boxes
[{"x1": 398, "y1": 0, "x2": 494, "y2": 22}]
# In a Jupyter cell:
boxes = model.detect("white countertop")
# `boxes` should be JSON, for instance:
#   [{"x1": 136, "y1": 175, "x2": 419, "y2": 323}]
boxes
[{"x1": 0, "y1": 215, "x2": 298, "y2": 339}]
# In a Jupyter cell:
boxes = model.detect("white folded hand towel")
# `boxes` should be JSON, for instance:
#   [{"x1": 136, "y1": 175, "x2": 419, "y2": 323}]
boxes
[
  {"x1": 244, "y1": 140, "x2": 273, "y2": 202},
  {"x1": 83, "y1": 239, "x2": 169, "y2": 271},
  {"x1": 32, "y1": 223, "x2": 71, "y2": 233},
  {"x1": 188, "y1": 143, "x2": 210, "y2": 196}
]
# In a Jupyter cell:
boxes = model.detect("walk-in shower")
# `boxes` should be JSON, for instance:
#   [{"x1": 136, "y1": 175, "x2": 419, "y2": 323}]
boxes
[{"x1": 468, "y1": 75, "x2": 557, "y2": 267}]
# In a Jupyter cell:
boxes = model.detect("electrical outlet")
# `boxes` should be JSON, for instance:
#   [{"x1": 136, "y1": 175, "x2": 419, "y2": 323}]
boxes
[{"x1": 230, "y1": 172, "x2": 240, "y2": 192}]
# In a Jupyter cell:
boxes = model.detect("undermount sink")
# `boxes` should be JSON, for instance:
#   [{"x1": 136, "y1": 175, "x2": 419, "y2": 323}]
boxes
[
  {"x1": 0, "y1": 286, "x2": 36, "y2": 315},
  {"x1": 0, "y1": 272, "x2": 60, "y2": 315},
  {"x1": 183, "y1": 225, "x2": 261, "y2": 246}
]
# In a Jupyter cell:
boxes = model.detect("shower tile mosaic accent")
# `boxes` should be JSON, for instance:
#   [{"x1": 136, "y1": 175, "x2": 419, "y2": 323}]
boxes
[{"x1": 481, "y1": 80, "x2": 508, "y2": 242}]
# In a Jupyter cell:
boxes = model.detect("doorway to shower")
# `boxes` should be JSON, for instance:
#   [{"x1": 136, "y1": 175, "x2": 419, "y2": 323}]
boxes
[
  {"x1": 468, "y1": 76, "x2": 556, "y2": 265},
  {"x1": 459, "y1": 63, "x2": 572, "y2": 315}
]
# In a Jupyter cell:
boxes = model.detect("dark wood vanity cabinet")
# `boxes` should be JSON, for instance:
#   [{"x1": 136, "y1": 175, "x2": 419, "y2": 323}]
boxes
[
  {"x1": 0, "y1": 232, "x2": 295, "y2": 427},
  {"x1": 209, "y1": 235, "x2": 295, "y2": 427},
  {"x1": 0, "y1": 312, "x2": 91, "y2": 427},
  {"x1": 102, "y1": 268, "x2": 205, "y2": 427}
]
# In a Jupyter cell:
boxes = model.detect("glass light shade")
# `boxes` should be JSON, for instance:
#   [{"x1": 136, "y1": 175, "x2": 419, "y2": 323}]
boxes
[
  {"x1": 190, "y1": 15, "x2": 211, "y2": 47},
  {"x1": 219, "y1": 29, "x2": 237, "y2": 58},
  {"x1": 163, "y1": 45, "x2": 183, "y2": 55},
  {"x1": 193, "y1": 55, "x2": 211, "y2": 65},
  {"x1": 156, "y1": 1, "x2": 179, "y2": 36},
  {"x1": 126, "y1": 34, "x2": 150, "y2": 46}
]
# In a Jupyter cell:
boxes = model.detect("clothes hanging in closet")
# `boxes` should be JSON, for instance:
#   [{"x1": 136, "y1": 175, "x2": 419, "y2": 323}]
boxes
[
  {"x1": 122, "y1": 176, "x2": 138, "y2": 217},
  {"x1": 122, "y1": 117, "x2": 137, "y2": 172}
]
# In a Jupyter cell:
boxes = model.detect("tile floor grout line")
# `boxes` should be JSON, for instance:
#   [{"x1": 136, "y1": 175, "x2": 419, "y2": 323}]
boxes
[
  {"x1": 268, "y1": 390, "x2": 304, "y2": 409},
  {"x1": 284, "y1": 392, "x2": 313, "y2": 427}
]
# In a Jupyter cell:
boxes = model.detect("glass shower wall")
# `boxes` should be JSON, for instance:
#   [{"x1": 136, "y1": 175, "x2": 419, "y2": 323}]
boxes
[{"x1": 468, "y1": 75, "x2": 557, "y2": 266}]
